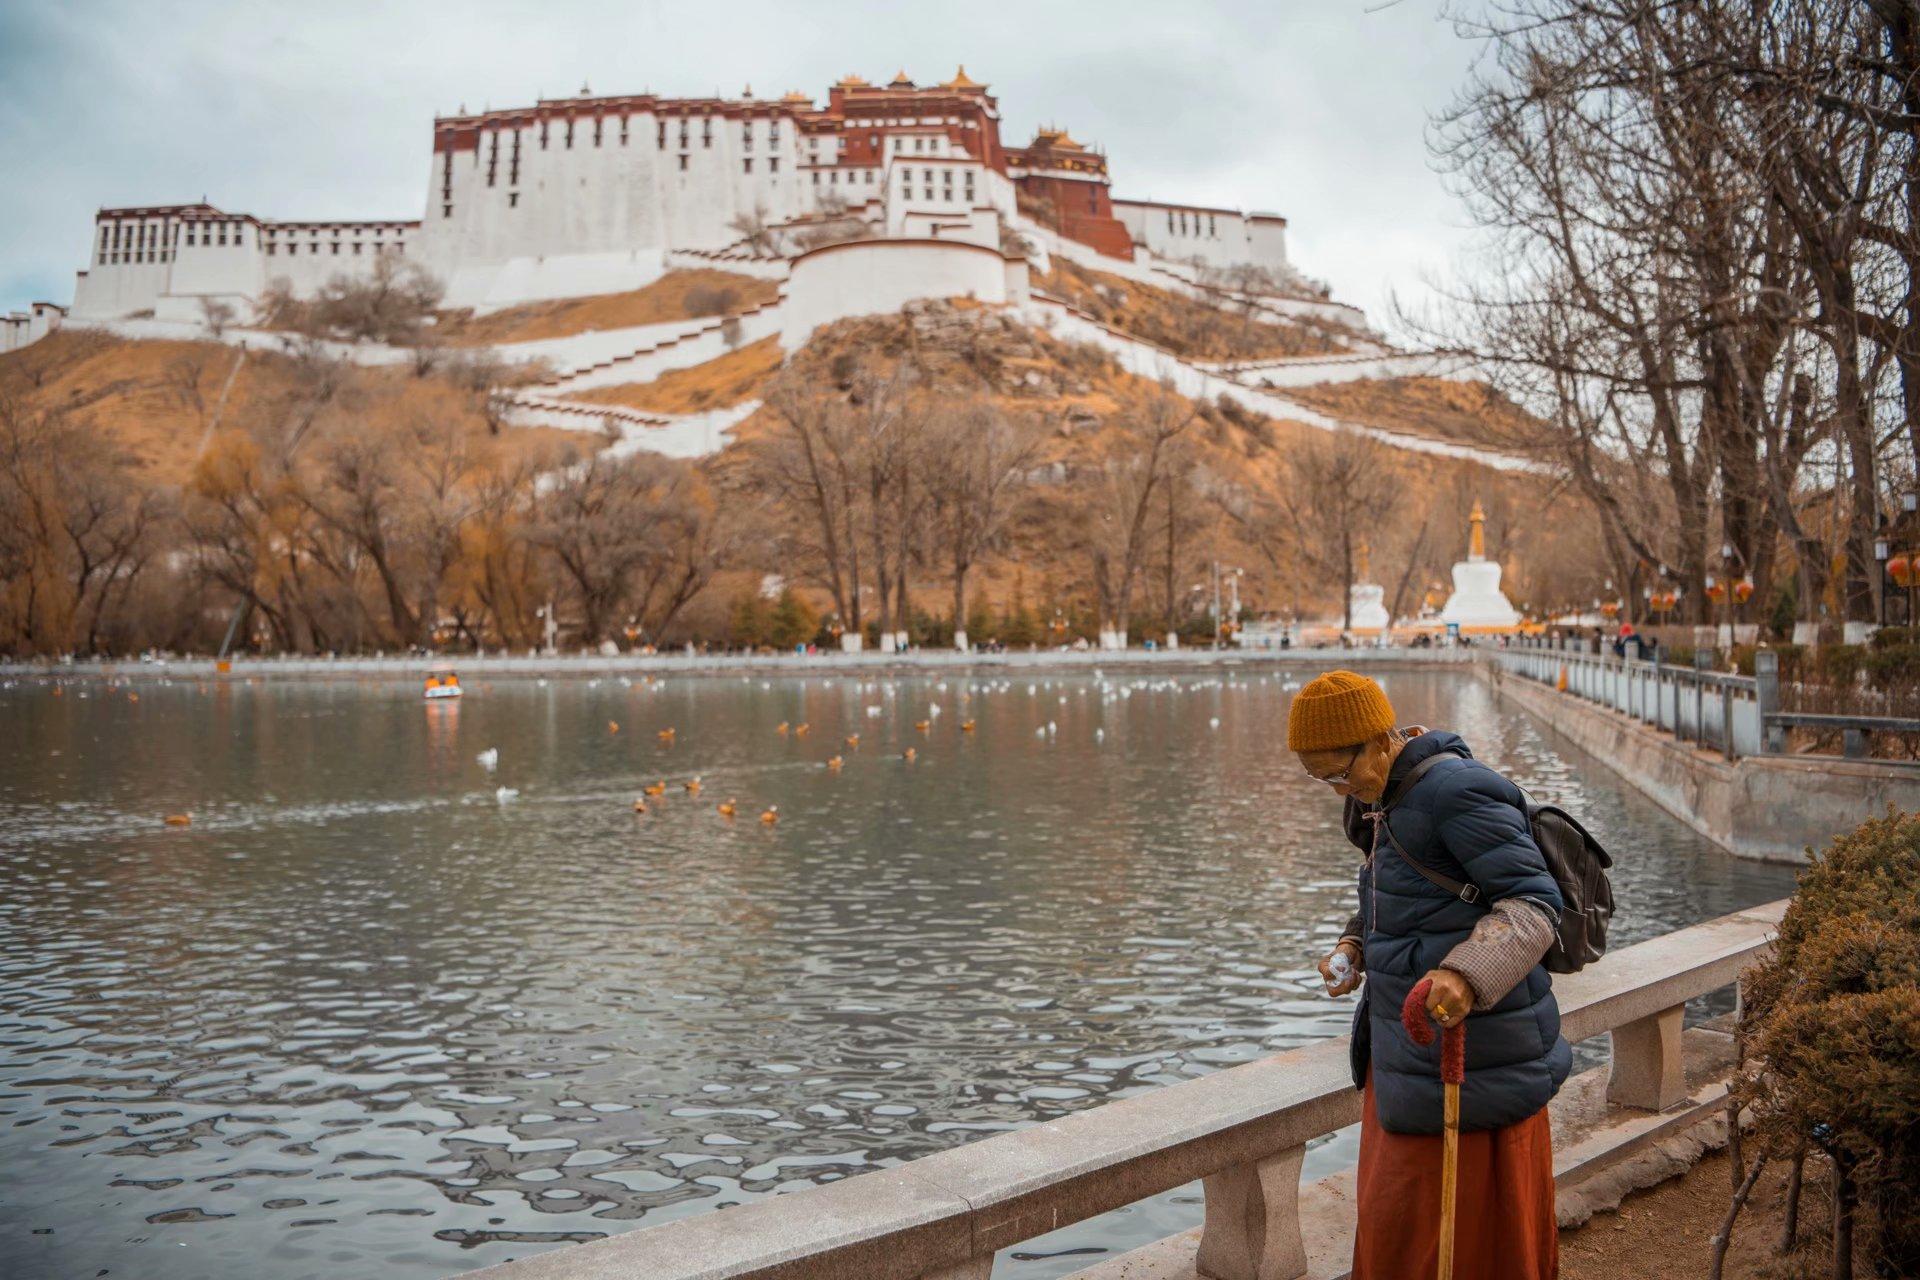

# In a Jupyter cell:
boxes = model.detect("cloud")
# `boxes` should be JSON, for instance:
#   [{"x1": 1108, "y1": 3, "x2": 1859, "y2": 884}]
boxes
[{"x1": 0, "y1": 0, "x2": 1479, "y2": 332}]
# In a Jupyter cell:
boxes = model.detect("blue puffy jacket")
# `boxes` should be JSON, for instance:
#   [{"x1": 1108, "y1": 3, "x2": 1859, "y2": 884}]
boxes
[{"x1": 1343, "y1": 730, "x2": 1572, "y2": 1134}]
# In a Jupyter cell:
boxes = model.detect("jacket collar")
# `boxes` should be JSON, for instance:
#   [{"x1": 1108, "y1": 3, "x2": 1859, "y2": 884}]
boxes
[{"x1": 1384, "y1": 727, "x2": 1470, "y2": 792}]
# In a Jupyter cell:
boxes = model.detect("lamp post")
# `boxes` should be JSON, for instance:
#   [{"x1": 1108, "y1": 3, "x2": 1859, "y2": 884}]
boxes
[{"x1": 1876, "y1": 533, "x2": 1891, "y2": 628}]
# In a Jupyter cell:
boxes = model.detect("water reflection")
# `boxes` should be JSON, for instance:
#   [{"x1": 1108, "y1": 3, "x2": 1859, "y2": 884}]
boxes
[{"x1": 0, "y1": 668, "x2": 1796, "y2": 1279}]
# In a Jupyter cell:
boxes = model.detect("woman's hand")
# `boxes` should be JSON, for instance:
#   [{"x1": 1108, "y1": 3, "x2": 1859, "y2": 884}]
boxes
[
  {"x1": 1420, "y1": 968, "x2": 1475, "y2": 1028},
  {"x1": 1319, "y1": 942, "x2": 1363, "y2": 996}
]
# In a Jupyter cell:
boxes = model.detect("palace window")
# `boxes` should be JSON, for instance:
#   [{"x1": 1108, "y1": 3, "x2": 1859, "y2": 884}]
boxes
[
  {"x1": 829, "y1": 170, "x2": 838, "y2": 184},
  {"x1": 769, "y1": 158, "x2": 779, "y2": 173},
  {"x1": 565, "y1": 120, "x2": 574, "y2": 149},
  {"x1": 865, "y1": 169, "x2": 874, "y2": 183},
  {"x1": 540, "y1": 121, "x2": 549, "y2": 150},
  {"x1": 593, "y1": 117, "x2": 603, "y2": 147},
  {"x1": 678, "y1": 154, "x2": 688, "y2": 171},
  {"x1": 811, "y1": 171, "x2": 819, "y2": 185},
  {"x1": 266, "y1": 243, "x2": 276, "y2": 256},
  {"x1": 743, "y1": 158, "x2": 753, "y2": 173},
  {"x1": 353, "y1": 242, "x2": 362, "y2": 254},
  {"x1": 768, "y1": 125, "x2": 779, "y2": 145},
  {"x1": 332, "y1": 242, "x2": 341, "y2": 255},
  {"x1": 1209, "y1": 214, "x2": 1217, "y2": 236},
  {"x1": 658, "y1": 121, "x2": 667, "y2": 149},
  {"x1": 743, "y1": 126, "x2": 752, "y2": 150},
  {"x1": 509, "y1": 192, "x2": 519, "y2": 207},
  {"x1": 443, "y1": 203, "x2": 453, "y2": 218}
]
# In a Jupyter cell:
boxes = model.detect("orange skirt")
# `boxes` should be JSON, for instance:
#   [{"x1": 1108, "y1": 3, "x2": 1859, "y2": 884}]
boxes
[{"x1": 1351, "y1": 1072, "x2": 1558, "y2": 1280}]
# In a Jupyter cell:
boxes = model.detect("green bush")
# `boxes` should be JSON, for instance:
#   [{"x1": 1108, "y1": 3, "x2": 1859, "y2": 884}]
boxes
[
  {"x1": 1733, "y1": 643, "x2": 1809, "y2": 680},
  {"x1": 1865, "y1": 644, "x2": 1920, "y2": 683},
  {"x1": 1819, "y1": 644, "x2": 1866, "y2": 686},
  {"x1": 1737, "y1": 809, "x2": 1920, "y2": 1270}
]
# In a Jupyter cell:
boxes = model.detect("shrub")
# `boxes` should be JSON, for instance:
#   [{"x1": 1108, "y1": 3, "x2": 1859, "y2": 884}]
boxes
[
  {"x1": 1819, "y1": 644, "x2": 1866, "y2": 686},
  {"x1": 1736, "y1": 809, "x2": 1920, "y2": 1271},
  {"x1": 684, "y1": 284, "x2": 739, "y2": 318}
]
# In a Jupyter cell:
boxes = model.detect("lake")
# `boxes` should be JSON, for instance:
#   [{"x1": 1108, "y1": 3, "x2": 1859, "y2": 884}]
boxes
[{"x1": 0, "y1": 665, "x2": 1797, "y2": 1279}]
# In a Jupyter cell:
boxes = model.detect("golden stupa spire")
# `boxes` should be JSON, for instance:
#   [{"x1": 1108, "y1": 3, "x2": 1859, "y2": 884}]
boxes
[{"x1": 1468, "y1": 500, "x2": 1487, "y2": 561}]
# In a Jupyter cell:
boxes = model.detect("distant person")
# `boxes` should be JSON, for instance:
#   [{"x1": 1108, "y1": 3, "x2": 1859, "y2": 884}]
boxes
[{"x1": 1293, "y1": 671, "x2": 1568, "y2": 1280}]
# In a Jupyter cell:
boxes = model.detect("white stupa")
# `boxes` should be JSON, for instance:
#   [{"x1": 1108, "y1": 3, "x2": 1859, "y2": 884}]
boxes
[
  {"x1": 1347, "y1": 543, "x2": 1390, "y2": 635},
  {"x1": 1440, "y1": 501, "x2": 1522, "y2": 633}
]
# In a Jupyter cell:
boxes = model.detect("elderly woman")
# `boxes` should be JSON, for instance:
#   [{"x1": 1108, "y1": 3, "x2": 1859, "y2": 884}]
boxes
[{"x1": 1291, "y1": 670, "x2": 1569, "y2": 1280}]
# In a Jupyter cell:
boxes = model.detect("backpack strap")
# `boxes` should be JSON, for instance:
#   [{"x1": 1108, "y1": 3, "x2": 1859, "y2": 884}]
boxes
[
  {"x1": 1377, "y1": 815, "x2": 1481, "y2": 904},
  {"x1": 1375, "y1": 749, "x2": 1482, "y2": 905}
]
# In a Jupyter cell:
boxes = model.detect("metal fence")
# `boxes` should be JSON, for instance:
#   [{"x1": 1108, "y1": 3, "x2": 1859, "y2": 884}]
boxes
[
  {"x1": 1496, "y1": 639, "x2": 1920, "y2": 761},
  {"x1": 1496, "y1": 640, "x2": 1762, "y2": 759}
]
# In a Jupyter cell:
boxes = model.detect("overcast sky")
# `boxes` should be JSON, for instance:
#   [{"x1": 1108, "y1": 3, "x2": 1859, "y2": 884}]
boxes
[{"x1": 0, "y1": 1, "x2": 1486, "y2": 329}]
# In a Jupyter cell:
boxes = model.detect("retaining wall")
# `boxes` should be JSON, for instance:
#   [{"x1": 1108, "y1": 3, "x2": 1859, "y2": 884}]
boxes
[{"x1": 1483, "y1": 659, "x2": 1920, "y2": 861}]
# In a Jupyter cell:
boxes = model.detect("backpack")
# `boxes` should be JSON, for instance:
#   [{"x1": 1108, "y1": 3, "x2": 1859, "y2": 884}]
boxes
[{"x1": 1379, "y1": 752, "x2": 1614, "y2": 974}]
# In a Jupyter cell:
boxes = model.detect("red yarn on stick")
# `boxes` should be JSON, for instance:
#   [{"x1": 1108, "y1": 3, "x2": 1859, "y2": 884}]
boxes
[{"x1": 1400, "y1": 978, "x2": 1467, "y2": 1086}]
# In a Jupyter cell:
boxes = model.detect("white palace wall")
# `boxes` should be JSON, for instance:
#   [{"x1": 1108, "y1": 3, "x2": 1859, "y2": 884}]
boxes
[
  {"x1": 418, "y1": 111, "x2": 818, "y2": 309},
  {"x1": 1112, "y1": 200, "x2": 1289, "y2": 275},
  {"x1": 780, "y1": 239, "x2": 1016, "y2": 351}
]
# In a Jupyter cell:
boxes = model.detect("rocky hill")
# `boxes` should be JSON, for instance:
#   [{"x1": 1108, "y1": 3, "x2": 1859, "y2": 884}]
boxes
[{"x1": 0, "y1": 268, "x2": 1597, "y2": 657}]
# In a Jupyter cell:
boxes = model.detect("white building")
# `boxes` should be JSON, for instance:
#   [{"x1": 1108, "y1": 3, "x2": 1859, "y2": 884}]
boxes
[{"x1": 53, "y1": 68, "x2": 1304, "y2": 329}]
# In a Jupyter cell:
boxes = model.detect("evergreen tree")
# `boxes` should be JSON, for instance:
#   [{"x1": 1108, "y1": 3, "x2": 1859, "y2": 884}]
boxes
[
  {"x1": 729, "y1": 592, "x2": 770, "y2": 650},
  {"x1": 768, "y1": 588, "x2": 817, "y2": 650}
]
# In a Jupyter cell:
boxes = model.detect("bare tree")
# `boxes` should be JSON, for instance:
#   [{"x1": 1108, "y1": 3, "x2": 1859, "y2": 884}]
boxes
[
  {"x1": 755, "y1": 371, "x2": 867, "y2": 634},
  {"x1": 924, "y1": 398, "x2": 1040, "y2": 644},
  {"x1": 1280, "y1": 429, "x2": 1397, "y2": 634},
  {"x1": 1076, "y1": 380, "x2": 1196, "y2": 646},
  {"x1": 199, "y1": 296, "x2": 237, "y2": 339}
]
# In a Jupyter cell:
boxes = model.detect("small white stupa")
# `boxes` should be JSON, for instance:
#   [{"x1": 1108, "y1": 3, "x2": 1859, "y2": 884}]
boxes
[
  {"x1": 1440, "y1": 500, "x2": 1522, "y2": 633},
  {"x1": 1347, "y1": 543, "x2": 1390, "y2": 635}
]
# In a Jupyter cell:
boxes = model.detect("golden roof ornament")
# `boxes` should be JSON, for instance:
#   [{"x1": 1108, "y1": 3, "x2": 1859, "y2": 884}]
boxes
[{"x1": 1469, "y1": 500, "x2": 1487, "y2": 561}]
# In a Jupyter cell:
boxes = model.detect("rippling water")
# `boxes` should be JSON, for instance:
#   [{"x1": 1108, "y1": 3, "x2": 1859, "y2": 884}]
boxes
[{"x1": 0, "y1": 666, "x2": 1796, "y2": 1279}]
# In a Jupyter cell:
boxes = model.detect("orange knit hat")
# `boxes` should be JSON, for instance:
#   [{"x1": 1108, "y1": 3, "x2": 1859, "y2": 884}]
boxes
[{"x1": 1287, "y1": 670, "x2": 1395, "y2": 752}]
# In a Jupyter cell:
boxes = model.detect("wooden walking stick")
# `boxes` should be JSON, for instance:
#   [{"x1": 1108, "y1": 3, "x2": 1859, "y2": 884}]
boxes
[{"x1": 1404, "y1": 979, "x2": 1468, "y2": 1280}]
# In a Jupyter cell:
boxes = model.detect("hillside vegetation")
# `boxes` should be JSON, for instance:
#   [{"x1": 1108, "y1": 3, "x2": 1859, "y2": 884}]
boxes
[
  {"x1": 432, "y1": 269, "x2": 780, "y2": 345},
  {"x1": 1, "y1": 285, "x2": 1593, "y2": 658},
  {"x1": 1283, "y1": 376, "x2": 1548, "y2": 452},
  {"x1": 1037, "y1": 258, "x2": 1357, "y2": 361}
]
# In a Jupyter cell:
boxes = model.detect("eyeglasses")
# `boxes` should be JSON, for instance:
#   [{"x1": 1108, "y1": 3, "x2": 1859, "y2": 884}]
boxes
[{"x1": 1307, "y1": 743, "x2": 1365, "y2": 787}]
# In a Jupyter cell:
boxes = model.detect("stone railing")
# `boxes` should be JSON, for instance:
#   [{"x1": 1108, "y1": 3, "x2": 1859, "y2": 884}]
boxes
[{"x1": 461, "y1": 901, "x2": 1787, "y2": 1280}]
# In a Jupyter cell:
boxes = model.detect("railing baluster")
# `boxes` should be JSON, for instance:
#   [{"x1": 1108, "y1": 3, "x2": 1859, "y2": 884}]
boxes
[
  {"x1": 1756, "y1": 650, "x2": 1781, "y2": 755},
  {"x1": 1197, "y1": 1143, "x2": 1308, "y2": 1280},
  {"x1": 1608, "y1": 1004, "x2": 1687, "y2": 1112}
]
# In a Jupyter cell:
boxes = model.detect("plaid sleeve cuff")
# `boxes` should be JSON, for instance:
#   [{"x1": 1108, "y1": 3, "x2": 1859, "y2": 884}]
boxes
[{"x1": 1442, "y1": 898, "x2": 1556, "y2": 1010}]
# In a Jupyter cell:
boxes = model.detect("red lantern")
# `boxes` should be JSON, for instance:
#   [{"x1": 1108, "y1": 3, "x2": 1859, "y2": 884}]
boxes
[
  {"x1": 1733, "y1": 577, "x2": 1755, "y2": 604},
  {"x1": 1600, "y1": 600, "x2": 1621, "y2": 618},
  {"x1": 1891, "y1": 554, "x2": 1916, "y2": 589},
  {"x1": 1705, "y1": 580, "x2": 1728, "y2": 604}
]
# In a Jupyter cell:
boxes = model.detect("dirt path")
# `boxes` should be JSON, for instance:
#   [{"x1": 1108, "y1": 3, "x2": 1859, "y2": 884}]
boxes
[{"x1": 1561, "y1": 1147, "x2": 1865, "y2": 1278}]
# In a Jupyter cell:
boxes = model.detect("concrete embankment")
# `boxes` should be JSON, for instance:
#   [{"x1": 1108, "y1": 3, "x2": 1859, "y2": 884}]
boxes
[
  {"x1": 1, "y1": 646, "x2": 1469, "y2": 684},
  {"x1": 1482, "y1": 659, "x2": 1920, "y2": 862}
]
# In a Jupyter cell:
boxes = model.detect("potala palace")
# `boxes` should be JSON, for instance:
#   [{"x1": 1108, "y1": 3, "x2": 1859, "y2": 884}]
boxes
[{"x1": 7, "y1": 68, "x2": 1335, "y2": 345}]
